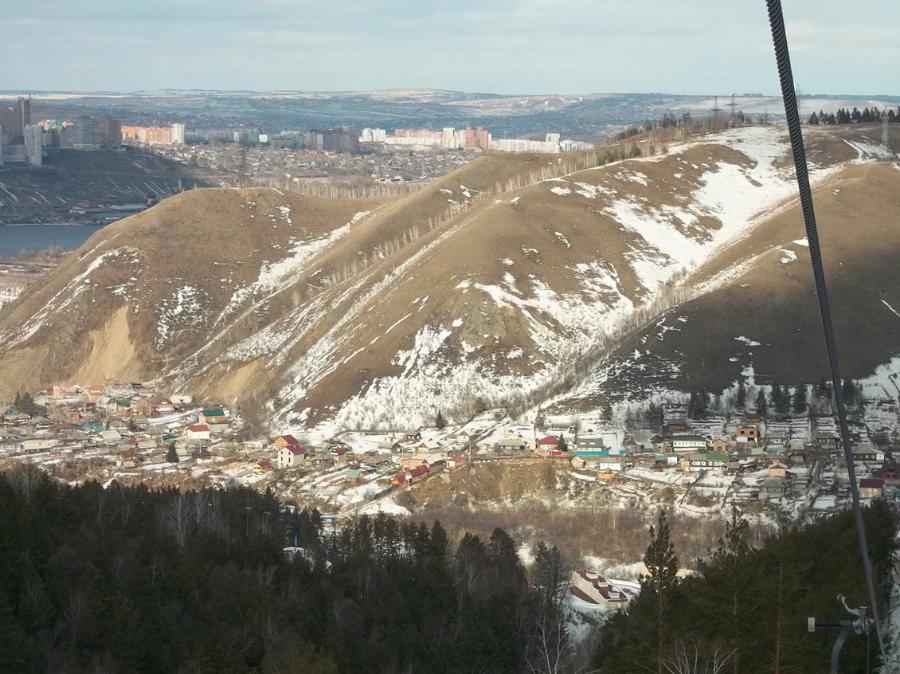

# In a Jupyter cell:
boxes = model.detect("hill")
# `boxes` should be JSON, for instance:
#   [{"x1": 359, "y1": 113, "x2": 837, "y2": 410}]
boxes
[
  {"x1": 556, "y1": 156, "x2": 900, "y2": 411},
  {"x1": 0, "y1": 124, "x2": 895, "y2": 434}
]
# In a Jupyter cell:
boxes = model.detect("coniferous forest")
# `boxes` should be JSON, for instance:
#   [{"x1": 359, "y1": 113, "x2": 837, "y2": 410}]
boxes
[{"x1": 0, "y1": 466, "x2": 894, "y2": 673}]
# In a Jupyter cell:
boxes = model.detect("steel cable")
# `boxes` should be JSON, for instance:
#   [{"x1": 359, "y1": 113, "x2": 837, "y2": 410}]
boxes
[{"x1": 765, "y1": 0, "x2": 887, "y2": 662}]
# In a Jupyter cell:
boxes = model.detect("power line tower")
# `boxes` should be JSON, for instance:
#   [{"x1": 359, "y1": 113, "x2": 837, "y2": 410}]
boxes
[
  {"x1": 711, "y1": 95, "x2": 721, "y2": 127},
  {"x1": 726, "y1": 93, "x2": 738, "y2": 127},
  {"x1": 238, "y1": 145, "x2": 249, "y2": 188},
  {"x1": 883, "y1": 109, "x2": 891, "y2": 153}
]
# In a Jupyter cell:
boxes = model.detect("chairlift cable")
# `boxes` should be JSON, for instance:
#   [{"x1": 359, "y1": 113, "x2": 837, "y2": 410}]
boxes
[{"x1": 764, "y1": 0, "x2": 887, "y2": 662}]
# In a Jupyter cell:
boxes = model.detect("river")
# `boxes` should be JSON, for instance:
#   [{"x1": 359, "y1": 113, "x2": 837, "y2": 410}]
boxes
[{"x1": 0, "y1": 223, "x2": 104, "y2": 257}]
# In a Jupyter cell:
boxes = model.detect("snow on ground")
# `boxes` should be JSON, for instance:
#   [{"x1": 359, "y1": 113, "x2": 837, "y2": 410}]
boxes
[
  {"x1": 358, "y1": 497, "x2": 410, "y2": 516},
  {"x1": 779, "y1": 248, "x2": 798, "y2": 264}
]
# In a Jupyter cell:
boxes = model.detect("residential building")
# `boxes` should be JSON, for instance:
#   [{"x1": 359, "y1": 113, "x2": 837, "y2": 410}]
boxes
[
  {"x1": 171, "y1": 123, "x2": 186, "y2": 144},
  {"x1": 860, "y1": 478, "x2": 884, "y2": 498},
  {"x1": 570, "y1": 570, "x2": 629, "y2": 610},
  {"x1": 99, "y1": 116, "x2": 122, "y2": 149},
  {"x1": 276, "y1": 444, "x2": 306, "y2": 468},
  {"x1": 24, "y1": 123, "x2": 42, "y2": 166},
  {"x1": 671, "y1": 435, "x2": 708, "y2": 452}
]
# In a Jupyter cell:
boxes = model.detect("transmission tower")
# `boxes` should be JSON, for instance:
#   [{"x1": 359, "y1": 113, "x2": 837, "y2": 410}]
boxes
[
  {"x1": 238, "y1": 146, "x2": 249, "y2": 188},
  {"x1": 711, "y1": 95, "x2": 721, "y2": 126},
  {"x1": 726, "y1": 93, "x2": 738, "y2": 127}
]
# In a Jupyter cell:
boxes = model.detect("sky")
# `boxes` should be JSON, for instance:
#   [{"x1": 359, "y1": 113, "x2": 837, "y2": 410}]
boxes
[{"x1": 3, "y1": 0, "x2": 899, "y2": 95}]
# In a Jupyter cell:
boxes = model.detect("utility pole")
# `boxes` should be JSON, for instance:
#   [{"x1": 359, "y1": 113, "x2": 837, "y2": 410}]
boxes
[{"x1": 883, "y1": 110, "x2": 891, "y2": 153}]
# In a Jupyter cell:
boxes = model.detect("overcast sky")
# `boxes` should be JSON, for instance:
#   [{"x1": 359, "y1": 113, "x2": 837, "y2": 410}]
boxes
[{"x1": 4, "y1": 0, "x2": 899, "y2": 95}]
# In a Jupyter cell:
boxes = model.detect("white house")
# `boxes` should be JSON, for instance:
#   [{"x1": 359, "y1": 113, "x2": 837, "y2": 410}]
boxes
[
  {"x1": 671, "y1": 435, "x2": 707, "y2": 453},
  {"x1": 276, "y1": 445, "x2": 306, "y2": 469},
  {"x1": 186, "y1": 424, "x2": 211, "y2": 442}
]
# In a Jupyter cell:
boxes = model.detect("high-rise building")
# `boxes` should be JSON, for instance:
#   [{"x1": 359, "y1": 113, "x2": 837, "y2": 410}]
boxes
[
  {"x1": 0, "y1": 97, "x2": 30, "y2": 142},
  {"x1": 463, "y1": 127, "x2": 491, "y2": 151},
  {"x1": 306, "y1": 128, "x2": 359, "y2": 153},
  {"x1": 71, "y1": 115, "x2": 101, "y2": 149},
  {"x1": 171, "y1": 123, "x2": 186, "y2": 144},
  {"x1": 99, "y1": 116, "x2": 122, "y2": 149},
  {"x1": 24, "y1": 124, "x2": 42, "y2": 166}
]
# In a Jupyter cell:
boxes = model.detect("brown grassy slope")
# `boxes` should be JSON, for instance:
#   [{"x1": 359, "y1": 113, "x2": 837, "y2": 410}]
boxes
[
  {"x1": 0, "y1": 188, "x2": 381, "y2": 398},
  {"x1": 563, "y1": 161, "x2": 900, "y2": 405}
]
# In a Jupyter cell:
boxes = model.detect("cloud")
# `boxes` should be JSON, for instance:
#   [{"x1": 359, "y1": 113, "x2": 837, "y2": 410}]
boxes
[{"x1": 2, "y1": 0, "x2": 897, "y2": 94}]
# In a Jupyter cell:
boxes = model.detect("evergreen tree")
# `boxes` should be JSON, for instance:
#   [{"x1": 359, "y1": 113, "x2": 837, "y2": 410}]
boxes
[
  {"x1": 528, "y1": 542, "x2": 570, "y2": 673},
  {"x1": 435, "y1": 410, "x2": 446, "y2": 430},
  {"x1": 166, "y1": 442, "x2": 179, "y2": 463},
  {"x1": 756, "y1": 389, "x2": 768, "y2": 417},
  {"x1": 792, "y1": 385, "x2": 808, "y2": 415},
  {"x1": 807, "y1": 112, "x2": 820, "y2": 125},
  {"x1": 643, "y1": 510, "x2": 679, "y2": 674},
  {"x1": 736, "y1": 379, "x2": 747, "y2": 411}
]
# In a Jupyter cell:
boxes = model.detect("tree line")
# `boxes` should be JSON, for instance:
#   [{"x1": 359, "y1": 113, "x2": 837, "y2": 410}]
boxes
[
  {"x1": 0, "y1": 466, "x2": 574, "y2": 673},
  {"x1": 595, "y1": 505, "x2": 895, "y2": 673},
  {"x1": 0, "y1": 465, "x2": 893, "y2": 672},
  {"x1": 808, "y1": 106, "x2": 900, "y2": 125}
]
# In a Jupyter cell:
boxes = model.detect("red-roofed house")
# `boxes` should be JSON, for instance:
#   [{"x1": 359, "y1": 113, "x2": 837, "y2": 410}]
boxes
[
  {"x1": 186, "y1": 424, "x2": 211, "y2": 442},
  {"x1": 273, "y1": 434, "x2": 301, "y2": 449},
  {"x1": 276, "y1": 444, "x2": 306, "y2": 469},
  {"x1": 408, "y1": 464, "x2": 429, "y2": 482},
  {"x1": 859, "y1": 478, "x2": 884, "y2": 499},
  {"x1": 570, "y1": 570, "x2": 629, "y2": 611}
]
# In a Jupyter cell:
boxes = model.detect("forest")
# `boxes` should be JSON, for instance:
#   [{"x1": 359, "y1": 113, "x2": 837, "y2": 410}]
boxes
[{"x1": 0, "y1": 465, "x2": 894, "y2": 673}]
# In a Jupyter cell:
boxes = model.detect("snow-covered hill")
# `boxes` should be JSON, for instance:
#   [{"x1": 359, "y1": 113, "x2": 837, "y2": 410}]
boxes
[{"x1": 0, "y1": 124, "x2": 894, "y2": 435}]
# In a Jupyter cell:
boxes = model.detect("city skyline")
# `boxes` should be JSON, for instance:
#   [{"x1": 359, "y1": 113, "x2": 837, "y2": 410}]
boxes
[{"x1": 4, "y1": 0, "x2": 899, "y2": 96}]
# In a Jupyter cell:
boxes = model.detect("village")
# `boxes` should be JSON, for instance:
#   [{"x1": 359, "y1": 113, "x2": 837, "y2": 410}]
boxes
[
  {"x1": 1, "y1": 381, "x2": 898, "y2": 522},
  {"x1": 1, "y1": 380, "x2": 899, "y2": 616}
]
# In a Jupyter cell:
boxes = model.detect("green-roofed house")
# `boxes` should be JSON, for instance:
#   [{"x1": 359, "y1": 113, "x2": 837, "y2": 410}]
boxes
[{"x1": 199, "y1": 407, "x2": 227, "y2": 425}]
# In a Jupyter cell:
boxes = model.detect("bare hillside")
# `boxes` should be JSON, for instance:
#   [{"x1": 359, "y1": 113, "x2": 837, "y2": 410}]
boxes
[
  {"x1": 0, "y1": 124, "x2": 894, "y2": 434},
  {"x1": 556, "y1": 159, "x2": 900, "y2": 409}
]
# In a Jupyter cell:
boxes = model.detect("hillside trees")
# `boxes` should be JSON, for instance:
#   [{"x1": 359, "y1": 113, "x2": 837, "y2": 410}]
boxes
[{"x1": 596, "y1": 504, "x2": 894, "y2": 673}]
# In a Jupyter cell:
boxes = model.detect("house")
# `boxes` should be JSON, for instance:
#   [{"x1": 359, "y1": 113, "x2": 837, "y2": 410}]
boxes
[
  {"x1": 99, "y1": 429, "x2": 122, "y2": 446},
  {"x1": 589, "y1": 456, "x2": 624, "y2": 472},
  {"x1": 276, "y1": 444, "x2": 306, "y2": 469},
  {"x1": 345, "y1": 468, "x2": 364, "y2": 485},
  {"x1": 391, "y1": 472, "x2": 408, "y2": 487},
  {"x1": 570, "y1": 570, "x2": 629, "y2": 611},
  {"x1": 408, "y1": 464, "x2": 429, "y2": 482},
  {"x1": 399, "y1": 456, "x2": 428, "y2": 470},
  {"x1": 273, "y1": 434, "x2": 301, "y2": 449},
  {"x1": 186, "y1": 424, "x2": 210, "y2": 442},
  {"x1": 708, "y1": 438, "x2": 728, "y2": 453},
  {"x1": 736, "y1": 425, "x2": 759, "y2": 446},
  {"x1": 664, "y1": 420, "x2": 689, "y2": 435},
  {"x1": 859, "y1": 478, "x2": 884, "y2": 499},
  {"x1": 536, "y1": 436, "x2": 561, "y2": 452},
  {"x1": 768, "y1": 462, "x2": 788, "y2": 480},
  {"x1": 199, "y1": 407, "x2": 227, "y2": 425},
  {"x1": 255, "y1": 459, "x2": 273, "y2": 473},
  {"x1": 759, "y1": 477, "x2": 786, "y2": 499},
  {"x1": 853, "y1": 444, "x2": 884, "y2": 464},
  {"x1": 685, "y1": 452, "x2": 728, "y2": 471},
  {"x1": 671, "y1": 435, "x2": 707, "y2": 453},
  {"x1": 447, "y1": 455, "x2": 468, "y2": 471},
  {"x1": 116, "y1": 449, "x2": 142, "y2": 468},
  {"x1": 497, "y1": 436, "x2": 527, "y2": 452},
  {"x1": 403, "y1": 431, "x2": 422, "y2": 443}
]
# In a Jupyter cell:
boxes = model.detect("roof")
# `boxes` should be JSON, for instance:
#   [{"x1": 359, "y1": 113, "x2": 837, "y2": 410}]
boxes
[
  {"x1": 860, "y1": 478, "x2": 884, "y2": 489},
  {"x1": 202, "y1": 407, "x2": 225, "y2": 417},
  {"x1": 672, "y1": 435, "x2": 707, "y2": 443},
  {"x1": 537, "y1": 436, "x2": 560, "y2": 445},
  {"x1": 282, "y1": 445, "x2": 306, "y2": 455},
  {"x1": 188, "y1": 424, "x2": 210, "y2": 432},
  {"x1": 275, "y1": 434, "x2": 300, "y2": 446}
]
